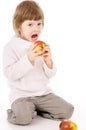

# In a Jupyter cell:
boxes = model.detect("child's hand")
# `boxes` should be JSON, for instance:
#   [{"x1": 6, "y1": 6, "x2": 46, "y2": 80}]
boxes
[{"x1": 27, "y1": 44, "x2": 45, "y2": 64}]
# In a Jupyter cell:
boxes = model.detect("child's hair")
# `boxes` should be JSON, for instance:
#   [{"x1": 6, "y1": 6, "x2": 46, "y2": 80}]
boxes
[{"x1": 13, "y1": 0, "x2": 44, "y2": 36}]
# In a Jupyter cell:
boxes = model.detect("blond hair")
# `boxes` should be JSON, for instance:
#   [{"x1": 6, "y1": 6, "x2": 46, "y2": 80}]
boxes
[{"x1": 13, "y1": 0, "x2": 44, "y2": 36}]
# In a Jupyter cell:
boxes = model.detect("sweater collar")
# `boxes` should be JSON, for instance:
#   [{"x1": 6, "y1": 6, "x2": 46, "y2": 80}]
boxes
[{"x1": 12, "y1": 35, "x2": 33, "y2": 46}]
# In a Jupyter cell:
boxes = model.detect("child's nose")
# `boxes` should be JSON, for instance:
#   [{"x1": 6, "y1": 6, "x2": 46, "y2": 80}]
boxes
[{"x1": 33, "y1": 25, "x2": 38, "y2": 31}]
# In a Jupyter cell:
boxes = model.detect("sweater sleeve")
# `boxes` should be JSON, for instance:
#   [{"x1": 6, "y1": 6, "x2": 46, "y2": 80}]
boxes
[
  {"x1": 3, "y1": 45, "x2": 33, "y2": 81},
  {"x1": 43, "y1": 61, "x2": 57, "y2": 78}
]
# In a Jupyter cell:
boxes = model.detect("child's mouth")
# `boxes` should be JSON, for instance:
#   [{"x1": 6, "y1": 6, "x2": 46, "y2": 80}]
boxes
[
  {"x1": 31, "y1": 34, "x2": 38, "y2": 38},
  {"x1": 31, "y1": 34, "x2": 38, "y2": 41}
]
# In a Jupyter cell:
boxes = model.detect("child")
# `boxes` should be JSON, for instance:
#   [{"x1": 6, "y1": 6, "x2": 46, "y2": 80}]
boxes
[{"x1": 3, "y1": 0, "x2": 74, "y2": 125}]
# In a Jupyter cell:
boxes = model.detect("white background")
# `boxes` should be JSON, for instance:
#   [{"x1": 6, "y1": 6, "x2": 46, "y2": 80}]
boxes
[{"x1": 0, "y1": 0, "x2": 86, "y2": 129}]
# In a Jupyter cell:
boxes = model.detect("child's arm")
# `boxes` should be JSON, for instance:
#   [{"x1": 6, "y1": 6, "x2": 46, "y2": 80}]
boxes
[
  {"x1": 42, "y1": 45, "x2": 57, "y2": 78},
  {"x1": 42, "y1": 45, "x2": 53, "y2": 68},
  {"x1": 3, "y1": 45, "x2": 33, "y2": 81}
]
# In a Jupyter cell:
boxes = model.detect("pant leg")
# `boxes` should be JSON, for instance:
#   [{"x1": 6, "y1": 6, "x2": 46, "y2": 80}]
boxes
[
  {"x1": 36, "y1": 93, "x2": 74, "y2": 120},
  {"x1": 7, "y1": 98, "x2": 37, "y2": 125}
]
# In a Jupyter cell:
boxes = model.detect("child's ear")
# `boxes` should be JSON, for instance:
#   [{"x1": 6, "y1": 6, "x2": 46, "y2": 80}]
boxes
[{"x1": 18, "y1": 25, "x2": 22, "y2": 35}]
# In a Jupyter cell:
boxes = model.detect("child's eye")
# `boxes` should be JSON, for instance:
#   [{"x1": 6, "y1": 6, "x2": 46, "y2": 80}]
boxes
[
  {"x1": 37, "y1": 22, "x2": 42, "y2": 26},
  {"x1": 28, "y1": 23, "x2": 33, "y2": 27}
]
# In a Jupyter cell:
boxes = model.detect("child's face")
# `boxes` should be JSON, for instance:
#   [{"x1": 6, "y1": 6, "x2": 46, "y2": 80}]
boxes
[{"x1": 20, "y1": 20, "x2": 43, "y2": 43}]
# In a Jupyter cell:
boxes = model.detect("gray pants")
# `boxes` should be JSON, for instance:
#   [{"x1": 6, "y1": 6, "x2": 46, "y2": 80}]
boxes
[{"x1": 7, "y1": 93, "x2": 74, "y2": 125}]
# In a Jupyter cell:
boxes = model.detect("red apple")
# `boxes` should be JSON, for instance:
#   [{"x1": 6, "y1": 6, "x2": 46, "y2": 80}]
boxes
[
  {"x1": 59, "y1": 120, "x2": 78, "y2": 130},
  {"x1": 34, "y1": 40, "x2": 46, "y2": 53}
]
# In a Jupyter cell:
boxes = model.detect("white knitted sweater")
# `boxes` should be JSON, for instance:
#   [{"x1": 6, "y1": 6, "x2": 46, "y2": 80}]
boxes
[{"x1": 3, "y1": 36, "x2": 57, "y2": 103}]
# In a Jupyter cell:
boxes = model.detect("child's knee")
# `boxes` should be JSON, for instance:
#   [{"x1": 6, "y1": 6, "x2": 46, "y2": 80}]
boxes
[
  {"x1": 59, "y1": 103, "x2": 74, "y2": 119},
  {"x1": 16, "y1": 110, "x2": 33, "y2": 125},
  {"x1": 10, "y1": 101, "x2": 36, "y2": 125},
  {"x1": 7, "y1": 108, "x2": 33, "y2": 125},
  {"x1": 66, "y1": 104, "x2": 74, "y2": 119},
  {"x1": 52, "y1": 104, "x2": 74, "y2": 120}
]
